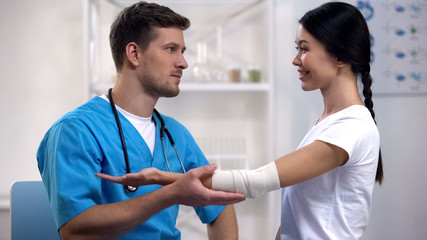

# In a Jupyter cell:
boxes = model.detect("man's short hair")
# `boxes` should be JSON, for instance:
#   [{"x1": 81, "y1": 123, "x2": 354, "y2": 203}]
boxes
[{"x1": 109, "y1": 1, "x2": 190, "y2": 71}]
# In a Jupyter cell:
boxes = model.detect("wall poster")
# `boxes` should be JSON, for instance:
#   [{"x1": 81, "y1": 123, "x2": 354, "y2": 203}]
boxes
[{"x1": 356, "y1": 0, "x2": 427, "y2": 94}]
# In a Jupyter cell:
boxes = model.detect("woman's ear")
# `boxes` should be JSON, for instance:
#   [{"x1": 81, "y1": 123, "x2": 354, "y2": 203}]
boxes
[
  {"x1": 125, "y1": 42, "x2": 140, "y2": 67},
  {"x1": 336, "y1": 58, "x2": 346, "y2": 68}
]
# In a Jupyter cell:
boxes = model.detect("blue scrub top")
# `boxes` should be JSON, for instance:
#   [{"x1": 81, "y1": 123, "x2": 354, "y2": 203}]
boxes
[{"x1": 37, "y1": 97, "x2": 225, "y2": 239}]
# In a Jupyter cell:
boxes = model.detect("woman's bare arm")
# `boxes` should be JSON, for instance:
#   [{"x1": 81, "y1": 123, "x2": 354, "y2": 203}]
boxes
[{"x1": 275, "y1": 140, "x2": 348, "y2": 187}]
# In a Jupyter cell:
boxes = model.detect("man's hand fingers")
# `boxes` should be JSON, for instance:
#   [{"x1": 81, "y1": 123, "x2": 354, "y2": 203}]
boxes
[
  {"x1": 206, "y1": 190, "x2": 245, "y2": 205},
  {"x1": 196, "y1": 189, "x2": 245, "y2": 206},
  {"x1": 96, "y1": 173, "x2": 127, "y2": 184}
]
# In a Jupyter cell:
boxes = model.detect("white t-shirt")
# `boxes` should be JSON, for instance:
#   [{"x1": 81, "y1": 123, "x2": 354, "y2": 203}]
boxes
[
  {"x1": 280, "y1": 105, "x2": 380, "y2": 240},
  {"x1": 100, "y1": 95, "x2": 155, "y2": 156}
]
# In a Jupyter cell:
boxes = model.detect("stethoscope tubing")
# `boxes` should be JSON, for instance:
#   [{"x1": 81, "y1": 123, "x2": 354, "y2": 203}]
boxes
[
  {"x1": 108, "y1": 88, "x2": 137, "y2": 192},
  {"x1": 153, "y1": 109, "x2": 187, "y2": 174},
  {"x1": 108, "y1": 88, "x2": 186, "y2": 192}
]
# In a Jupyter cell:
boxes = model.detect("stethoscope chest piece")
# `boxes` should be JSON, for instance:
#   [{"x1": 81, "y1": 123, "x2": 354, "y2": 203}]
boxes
[{"x1": 125, "y1": 185, "x2": 138, "y2": 192}]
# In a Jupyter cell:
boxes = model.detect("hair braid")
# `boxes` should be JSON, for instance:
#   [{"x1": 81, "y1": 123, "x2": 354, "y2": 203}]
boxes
[
  {"x1": 361, "y1": 68, "x2": 383, "y2": 184},
  {"x1": 361, "y1": 71, "x2": 375, "y2": 121}
]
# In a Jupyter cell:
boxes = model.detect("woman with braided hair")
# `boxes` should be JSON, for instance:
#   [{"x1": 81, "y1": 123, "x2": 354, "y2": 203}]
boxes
[
  {"x1": 273, "y1": 2, "x2": 383, "y2": 239},
  {"x1": 96, "y1": 2, "x2": 383, "y2": 239}
]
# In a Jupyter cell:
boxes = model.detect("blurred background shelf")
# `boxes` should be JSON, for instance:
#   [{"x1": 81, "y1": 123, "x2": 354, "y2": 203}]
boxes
[{"x1": 90, "y1": 81, "x2": 271, "y2": 94}]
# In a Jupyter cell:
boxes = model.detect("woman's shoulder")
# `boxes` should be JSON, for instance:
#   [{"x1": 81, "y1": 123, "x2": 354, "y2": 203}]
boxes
[
  {"x1": 332, "y1": 105, "x2": 375, "y2": 124},
  {"x1": 319, "y1": 105, "x2": 379, "y2": 142}
]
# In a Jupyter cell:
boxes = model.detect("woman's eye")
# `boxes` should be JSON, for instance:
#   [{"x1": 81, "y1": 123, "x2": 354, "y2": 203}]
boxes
[{"x1": 296, "y1": 47, "x2": 307, "y2": 53}]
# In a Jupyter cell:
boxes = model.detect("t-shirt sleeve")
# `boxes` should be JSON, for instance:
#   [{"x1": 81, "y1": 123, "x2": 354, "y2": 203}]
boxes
[
  {"x1": 315, "y1": 116, "x2": 370, "y2": 165},
  {"x1": 37, "y1": 117, "x2": 103, "y2": 229}
]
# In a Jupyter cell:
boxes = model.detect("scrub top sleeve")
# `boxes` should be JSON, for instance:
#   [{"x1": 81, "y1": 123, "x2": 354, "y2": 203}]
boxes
[
  {"x1": 40, "y1": 117, "x2": 104, "y2": 228},
  {"x1": 194, "y1": 205, "x2": 227, "y2": 224},
  {"x1": 181, "y1": 128, "x2": 227, "y2": 223},
  {"x1": 181, "y1": 127, "x2": 210, "y2": 168}
]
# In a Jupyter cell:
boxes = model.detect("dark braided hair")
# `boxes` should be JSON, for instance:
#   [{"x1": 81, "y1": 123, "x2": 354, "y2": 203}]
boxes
[{"x1": 299, "y1": 2, "x2": 383, "y2": 184}]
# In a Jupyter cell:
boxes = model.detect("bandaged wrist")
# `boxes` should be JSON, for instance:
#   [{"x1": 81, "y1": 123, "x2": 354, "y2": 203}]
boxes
[{"x1": 211, "y1": 161, "x2": 280, "y2": 199}]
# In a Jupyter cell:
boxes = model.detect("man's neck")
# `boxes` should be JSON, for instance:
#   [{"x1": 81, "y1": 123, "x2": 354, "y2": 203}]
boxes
[{"x1": 110, "y1": 75, "x2": 158, "y2": 118}]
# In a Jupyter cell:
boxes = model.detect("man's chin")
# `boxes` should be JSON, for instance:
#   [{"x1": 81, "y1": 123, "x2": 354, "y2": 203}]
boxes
[{"x1": 163, "y1": 89, "x2": 180, "y2": 98}]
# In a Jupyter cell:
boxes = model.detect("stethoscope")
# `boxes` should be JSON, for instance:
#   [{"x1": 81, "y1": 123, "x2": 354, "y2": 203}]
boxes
[{"x1": 108, "y1": 88, "x2": 186, "y2": 192}]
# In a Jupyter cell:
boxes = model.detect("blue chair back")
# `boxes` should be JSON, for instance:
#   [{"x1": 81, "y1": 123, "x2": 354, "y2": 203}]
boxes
[{"x1": 10, "y1": 181, "x2": 61, "y2": 240}]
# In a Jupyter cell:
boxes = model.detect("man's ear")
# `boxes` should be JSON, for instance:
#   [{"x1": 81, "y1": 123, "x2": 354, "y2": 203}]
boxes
[{"x1": 125, "y1": 42, "x2": 140, "y2": 67}]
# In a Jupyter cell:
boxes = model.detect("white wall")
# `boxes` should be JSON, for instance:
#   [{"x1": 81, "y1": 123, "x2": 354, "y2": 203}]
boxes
[
  {"x1": 0, "y1": 1, "x2": 85, "y2": 239},
  {"x1": 363, "y1": 96, "x2": 427, "y2": 239},
  {"x1": 1, "y1": 0, "x2": 427, "y2": 240}
]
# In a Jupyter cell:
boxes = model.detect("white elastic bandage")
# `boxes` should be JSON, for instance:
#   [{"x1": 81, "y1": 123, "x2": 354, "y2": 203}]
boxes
[{"x1": 211, "y1": 161, "x2": 280, "y2": 199}]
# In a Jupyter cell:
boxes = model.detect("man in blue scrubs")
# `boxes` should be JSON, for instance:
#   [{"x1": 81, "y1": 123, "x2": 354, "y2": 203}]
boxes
[{"x1": 37, "y1": 1, "x2": 244, "y2": 239}]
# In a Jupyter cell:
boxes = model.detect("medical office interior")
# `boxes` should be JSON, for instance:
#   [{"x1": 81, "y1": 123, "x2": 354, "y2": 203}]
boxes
[{"x1": 1, "y1": 0, "x2": 426, "y2": 239}]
